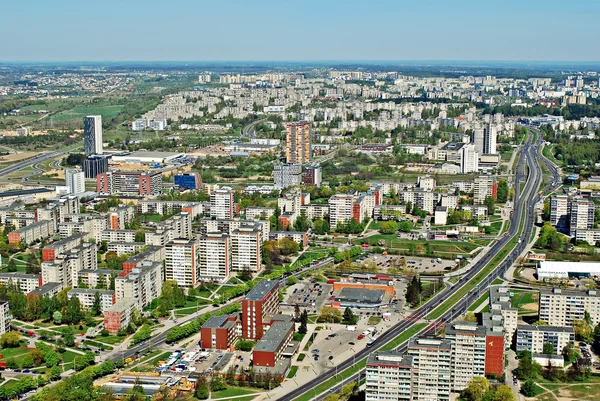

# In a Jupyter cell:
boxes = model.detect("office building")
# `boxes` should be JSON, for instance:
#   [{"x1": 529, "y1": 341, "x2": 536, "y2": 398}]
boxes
[
  {"x1": 96, "y1": 171, "x2": 163, "y2": 196},
  {"x1": 303, "y1": 166, "x2": 322, "y2": 186},
  {"x1": 550, "y1": 195, "x2": 570, "y2": 232},
  {"x1": 174, "y1": 172, "x2": 202, "y2": 190},
  {"x1": 366, "y1": 352, "x2": 413, "y2": 401},
  {"x1": 460, "y1": 143, "x2": 479, "y2": 173},
  {"x1": 273, "y1": 163, "x2": 302, "y2": 189},
  {"x1": 210, "y1": 189, "x2": 234, "y2": 219},
  {"x1": 285, "y1": 121, "x2": 311, "y2": 164},
  {"x1": 198, "y1": 232, "x2": 231, "y2": 282},
  {"x1": 231, "y1": 224, "x2": 262, "y2": 273},
  {"x1": 539, "y1": 287, "x2": 600, "y2": 327},
  {"x1": 65, "y1": 169, "x2": 85, "y2": 194},
  {"x1": 569, "y1": 199, "x2": 595, "y2": 236},
  {"x1": 84, "y1": 115, "x2": 103, "y2": 155},
  {"x1": 516, "y1": 325, "x2": 575, "y2": 355},
  {"x1": 165, "y1": 238, "x2": 199, "y2": 288},
  {"x1": 242, "y1": 279, "x2": 280, "y2": 340},
  {"x1": 82, "y1": 154, "x2": 110, "y2": 179},
  {"x1": 445, "y1": 323, "x2": 487, "y2": 391},
  {"x1": 200, "y1": 314, "x2": 241, "y2": 350},
  {"x1": 407, "y1": 336, "x2": 452, "y2": 401},
  {"x1": 472, "y1": 125, "x2": 497, "y2": 155}
]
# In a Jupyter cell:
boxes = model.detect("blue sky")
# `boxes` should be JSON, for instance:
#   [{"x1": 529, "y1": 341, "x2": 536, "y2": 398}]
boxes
[{"x1": 2, "y1": 0, "x2": 599, "y2": 62}]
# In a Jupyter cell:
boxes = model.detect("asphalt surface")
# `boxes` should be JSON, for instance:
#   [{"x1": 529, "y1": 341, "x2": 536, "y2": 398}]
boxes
[
  {"x1": 0, "y1": 150, "x2": 66, "y2": 178},
  {"x1": 279, "y1": 129, "x2": 559, "y2": 401}
]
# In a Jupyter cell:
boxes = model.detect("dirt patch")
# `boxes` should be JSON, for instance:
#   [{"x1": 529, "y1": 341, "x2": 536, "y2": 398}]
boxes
[{"x1": 0, "y1": 152, "x2": 38, "y2": 163}]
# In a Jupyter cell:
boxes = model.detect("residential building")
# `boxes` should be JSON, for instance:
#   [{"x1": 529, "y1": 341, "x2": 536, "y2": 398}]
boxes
[
  {"x1": 137, "y1": 200, "x2": 207, "y2": 219},
  {"x1": 0, "y1": 273, "x2": 41, "y2": 293},
  {"x1": 488, "y1": 286, "x2": 518, "y2": 344},
  {"x1": 107, "y1": 242, "x2": 145, "y2": 256},
  {"x1": 550, "y1": 195, "x2": 570, "y2": 231},
  {"x1": 328, "y1": 194, "x2": 355, "y2": 228},
  {"x1": 516, "y1": 325, "x2": 575, "y2": 355},
  {"x1": 245, "y1": 207, "x2": 275, "y2": 221},
  {"x1": 445, "y1": 323, "x2": 487, "y2": 391},
  {"x1": 42, "y1": 233, "x2": 86, "y2": 262},
  {"x1": 373, "y1": 204, "x2": 406, "y2": 220},
  {"x1": 96, "y1": 171, "x2": 163, "y2": 196},
  {"x1": 101, "y1": 230, "x2": 137, "y2": 244},
  {"x1": 107, "y1": 205, "x2": 136, "y2": 230},
  {"x1": 460, "y1": 143, "x2": 479, "y2": 173},
  {"x1": 268, "y1": 231, "x2": 308, "y2": 248},
  {"x1": 77, "y1": 269, "x2": 115, "y2": 289},
  {"x1": 434, "y1": 207, "x2": 448, "y2": 225},
  {"x1": 114, "y1": 260, "x2": 163, "y2": 311},
  {"x1": 200, "y1": 314, "x2": 241, "y2": 350},
  {"x1": 103, "y1": 298, "x2": 136, "y2": 334},
  {"x1": 67, "y1": 288, "x2": 115, "y2": 313},
  {"x1": 121, "y1": 246, "x2": 164, "y2": 275},
  {"x1": 65, "y1": 169, "x2": 85, "y2": 194},
  {"x1": 303, "y1": 166, "x2": 322, "y2": 186},
  {"x1": 569, "y1": 199, "x2": 595, "y2": 236},
  {"x1": 242, "y1": 279, "x2": 280, "y2": 340},
  {"x1": 407, "y1": 336, "x2": 452, "y2": 401},
  {"x1": 273, "y1": 163, "x2": 302, "y2": 189},
  {"x1": 539, "y1": 287, "x2": 600, "y2": 327},
  {"x1": 165, "y1": 239, "x2": 199, "y2": 288},
  {"x1": 231, "y1": 224, "x2": 262, "y2": 273},
  {"x1": 473, "y1": 176, "x2": 497, "y2": 204},
  {"x1": 285, "y1": 121, "x2": 311, "y2": 164},
  {"x1": 198, "y1": 232, "x2": 231, "y2": 282},
  {"x1": 8, "y1": 220, "x2": 55, "y2": 246},
  {"x1": 174, "y1": 172, "x2": 202, "y2": 189},
  {"x1": 252, "y1": 320, "x2": 294, "y2": 367},
  {"x1": 575, "y1": 229, "x2": 600, "y2": 246},
  {"x1": 84, "y1": 115, "x2": 103, "y2": 155},
  {"x1": 0, "y1": 302, "x2": 10, "y2": 335},
  {"x1": 210, "y1": 189, "x2": 234, "y2": 219},
  {"x1": 366, "y1": 352, "x2": 413, "y2": 401}
]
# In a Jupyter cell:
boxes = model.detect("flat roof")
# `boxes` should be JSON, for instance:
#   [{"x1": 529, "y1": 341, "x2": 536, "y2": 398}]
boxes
[
  {"x1": 68, "y1": 288, "x2": 114, "y2": 295},
  {"x1": 0, "y1": 188, "x2": 52, "y2": 198},
  {"x1": 517, "y1": 324, "x2": 575, "y2": 334},
  {"x1": 254, "y1": 321, "x2": 294, "y2": 353},
  {"x1": 367, "y1": 352, "x2": 413, "y2": 368},
  {"x1": 538, "y1": 260, "x2": 600, "y2": 275},
  {"x1": 246, "y1": 279, "x2": 279, "y2": 301},
  {"x1": 335, "y1": 287, "x2": 385, "y2": 304}
]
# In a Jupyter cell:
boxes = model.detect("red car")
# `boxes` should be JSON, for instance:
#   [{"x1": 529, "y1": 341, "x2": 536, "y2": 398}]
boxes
[{"x1": 357, "y1": 334, "x2": 365, "y2": 340}]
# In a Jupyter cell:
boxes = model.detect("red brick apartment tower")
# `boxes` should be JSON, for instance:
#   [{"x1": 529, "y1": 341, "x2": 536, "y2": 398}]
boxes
[{"x1": 241, "y1": 279, "x2": 280, "y2": 340}]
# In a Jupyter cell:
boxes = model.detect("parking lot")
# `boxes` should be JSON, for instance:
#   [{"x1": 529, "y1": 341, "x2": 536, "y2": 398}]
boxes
[{"x1": 358, "y1": 253, "x2": 456, "y2": 273}]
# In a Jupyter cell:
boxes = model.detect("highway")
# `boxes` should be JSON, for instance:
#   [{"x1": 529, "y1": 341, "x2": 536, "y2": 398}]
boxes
[{"x1": 279, "y1": 129, "x2": 559, "y2": 401}]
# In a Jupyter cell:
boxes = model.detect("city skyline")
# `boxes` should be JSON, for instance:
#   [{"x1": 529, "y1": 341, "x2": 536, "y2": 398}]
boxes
[{"x1": 2, "y1": 0, "x2": 600, "y2": 62}]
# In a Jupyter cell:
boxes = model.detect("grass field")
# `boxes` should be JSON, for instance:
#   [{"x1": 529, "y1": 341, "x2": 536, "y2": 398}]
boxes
[
  {"x1": 0, "y1": 346, "x2": 32, "y2": 360},
  {"x1": 368, "y1": 316, "x2": 382, "y2": 325},
  {"x1": 211, "y1": 387, "x2": 260, "y2": 399},
  {"x1": 353, "y1": 235, "x2": 479, "y2": 259},
  {"x1": 511, "y1": 290, "x2": 539, "y2": 314},
  {"x1": 53, "y1": 105, "x2": 124, "y2": 123},
  {"x1": 468, "y1": 293, "x2": 490, "y2": 312},
  {"x1": 94, "y1": 335, "x2": 126, "y2": 345},
  {"x1": 287, "y1": 366, "x2": 298, "y2": 378}
]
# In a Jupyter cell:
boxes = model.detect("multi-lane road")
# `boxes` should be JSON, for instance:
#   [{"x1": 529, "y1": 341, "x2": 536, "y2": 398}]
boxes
[{"x1": 279, "y1": 129, "x2": 559, "y2": 401}]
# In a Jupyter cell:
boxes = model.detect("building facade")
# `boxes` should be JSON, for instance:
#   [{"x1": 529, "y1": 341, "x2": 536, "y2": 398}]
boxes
[
  {"x1": 84, "y1": 115, "x2": 103, "y2": 155},
  {"x1": 285, "y1": 121, "x2": 311, "y2": 164}
]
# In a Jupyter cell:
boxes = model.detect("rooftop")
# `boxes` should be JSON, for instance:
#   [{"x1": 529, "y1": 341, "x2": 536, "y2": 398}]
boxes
[
  {"x1": 246, "y1": 280, "x2": 279, "y2": 301},
  {"x1": 68, "y1": 288, "x2": 115, "y2": 295},
  {"x1": 254, "y1": 321, "x2": 294, "y2": 353},
  {"x1": 517, "y1": 324, "x2": 575, "y2": 334},
  {"x1": 367, "y1": 352, "x2": 413, "y2": 368},
  {"x1": 335, "y1": 287, "x2": 386, "y2": 304}
]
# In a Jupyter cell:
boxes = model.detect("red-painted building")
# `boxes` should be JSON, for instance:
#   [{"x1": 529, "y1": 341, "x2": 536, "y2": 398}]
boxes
[
  {"x1": 200, "y1": 314, "x2": 240, "y2": 350},
  {"x1": 252, "y1": 320, "x2": 294, "y2": 367},
  {"x1": 242, "y1": 280, "x2": 280, "y2": 340}
]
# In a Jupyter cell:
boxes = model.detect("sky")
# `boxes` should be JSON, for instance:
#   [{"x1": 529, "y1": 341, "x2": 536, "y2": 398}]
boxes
[{"x1": 2, "y1": 0, "x2": 599, "y2": 62}]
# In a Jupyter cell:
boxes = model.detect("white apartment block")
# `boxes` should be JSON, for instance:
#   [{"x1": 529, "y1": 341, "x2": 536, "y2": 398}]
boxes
[
  {"x1": 245, "y1": 207, "x2": 275, "y2": 221},
  {"x1": 488, "y1": 287, "x2": 518, "y2": 344},
  {"x1": 373, "y1": 204, "x2": 407, "y2": 220},
  {"x1": 200, "y1": 219, "x2": 269, "y2": 243},
  {"x1": 445, "y1": 323, "x2": 487, "y2": 392},
  {"x1": 550, "y1": 195, "x2": 569, "y2": 231},
  {"x1": 473, "y1": 176, "x2": 496, "y2": 205},
  {"x1": 300, "y1": 204, "x2": 329, "y2": 220},
  {"x1": 137, "y1": 200, "x2": 207, "y2": 219},
  {"x1": 231, "y1": 224, "x2": 262, "y2": 272},
  {"x1": 107, "y1": 242, "x2": 145, "y2": 256},
  {"x1": 8, "y1": 220, "x2": 55, "y2": 246},
  {"x1": 101, "y1": 230, "x2": 137, "y2": 243},
  {"x1": 273, "y1": 163, "x2": 302, "y2": 189},
  {"x1": 460, "y1": 143, "x2": 479, "y2": 174},
  {"x1": 67, "y1": 288, "x2": 115, "y2": 312},
  {"x1": 539, "y1": 287, "x2": 600, "y2": 327},
  {"x1": 210, "y1": 189, "x2": 234, "y2": 219},
  {"x1": 575, "y1": 229, "x2": 600, "y2": 246},
  {"x1": 77, "y1": 269, "x2": 114, "y2": 289},
  {"x1": 407, "y1": 336, "x2": 451, "y2": 401},
  {"x1": 114, "y1": 260, "x2": 163, "y2": 311},
  {"x1": 0, "y1": 302, "x2": 10, "y2": 335},
  {"x1": 328, "y1": 194, "x2": 355, "y2": 228},
  {"x1": 366, "y1": 352, "x2": 413, "y2": 401},
  {"x1": 65, "y1": 169, "x2": 85, "y2": 194},
  {"x1": 569, "y1": 199, "x2": 595, "y2": 236},
  {"x1": 0, "y1": 273, "x2": 40, "y2": 293},
  {"x1": 198, "y1": 232, "x2": 231, "y2": 282},
  {"x1": 417, "y1": 175, "x2": 436, "y2": 191},
  {"x1": 165, "y1": 238, "x2": 200, "y2": 288},
  {"x1": 461, "y1": 204, "x2": 489, "y2": 220},
  {"x1": 516, "y1": 325, "x2": 575, "y2": 355}
]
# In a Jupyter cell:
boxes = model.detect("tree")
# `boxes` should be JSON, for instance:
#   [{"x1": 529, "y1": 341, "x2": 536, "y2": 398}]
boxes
[
  {"x1": 492, "y1": 385, "x2": 516, "y2": 401},
  {"x1": 299, "y1": 310, "x2": 308, "y2": 335},
  {"x1": 53, "y1": 310, "x2": 62, "y2": 324},
  {"x1": 562, "y1": 341, "x2": 575, "y2": 362},
  {"x1": 64, "y1": 333, "x2": 75, "y2": 347},
  {"x1": 6, "y1": 258, "x2": 17, "y2": 272},
  {"x1": 484, "y1": 196, "x2": 496, "y2": 215},
  {"x1": 31, "y1": 348, "x2": 44, "y2": 367},
  {"x1": 210, "y1": 375, "x2": 227, "y2": 392},
  {"x1": 397, "y1": 220, "x2": 414, "y2": 232},
  {"x1": 287, "y1": 276, "x2": 297, "y2": 286},
  {"x1": 278, "y1": 238, "x2": 299, "y2": 255},
  {"x1": 134, "y1": 230, "x2": 146, "y2": 243},
  {"x1": 521, "y1": 379, "x2": 540, "y2": 397},
  {"x1": 543, "y1": 342, "x2": 554, "y2": 355},
  {"x1": 236, "y1": 339, "x2": 255, "y2": 352},
  {"x1": 496, "y1": 179, "x2": 509, "y2": 203},
  {"x1": 239, "y1": 266, "x2": 253, "y2": 282},
  {"x1": 342, "y1": 307, "x2": 358, "y2": 325},
  {"x1": 96, "y1": 273, "x2": 107, "y2": 290},
  {"x1": 461, "y1": 376, "x2": 491, "y2": 401},
  {"x1": 0, "y1": 331, "x2": 22, "y2": 348},
  {"x1": 195, "y1": 376, "x2": 209, "y2": 399},
  {"x1": 379, "y1": 221, "x2": 398, "y2": 234},
  {"x1": 516, "y1": 351, "x2": 535, "y2": 380},
  {"x1": 594, "y1": 322, "x2": 600, "y2": 350},
  {"x1": 293, "y1": 215, "x2": 311, "y2": 232},
  {"x1": 64, "y1": 296, "x2": 83, "y2": 325},
  {"x1": 91, "y1": 291, "x2": 102, "y2": 316},
  {"x1": 126, "y1": 379, "x2": 147, "y2": 401},
  {"x1": 20, "y1": 354, "x2": 34, "y2": 369},
  {"x1": 312, "y1": 218, "x2": 330, "y2": 235},
  {"x1": 463, "y1": 311, "x2": 478, "y2": 323},
  {"x1": 317, "y1": 306, "x2": 342, "y2": 323},
  {"x1": 573, "y1": 318, "x2": 593, "y2": 342}
]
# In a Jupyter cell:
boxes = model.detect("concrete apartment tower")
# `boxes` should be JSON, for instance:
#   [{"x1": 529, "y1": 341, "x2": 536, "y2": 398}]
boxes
[{"x1": 285, "y1": 121, "x2": 311, "y2": 164}]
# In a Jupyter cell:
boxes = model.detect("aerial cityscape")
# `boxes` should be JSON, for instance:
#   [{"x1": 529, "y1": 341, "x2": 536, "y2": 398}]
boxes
[{"x1": 1, "y1": 2, "x2": 600, "y2": 401}]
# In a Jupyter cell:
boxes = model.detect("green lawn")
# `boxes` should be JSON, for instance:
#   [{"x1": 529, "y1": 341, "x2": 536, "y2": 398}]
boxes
[
  {"x1": 287, "y1": 366, "x2": 298, "y2": 379},
  {"x1": 353, "y1": 235, "x2": 478, "y2": 259},
  {"x1": 53, "y1": 105, "x2": 124, "y2": 123},
  {"x1": 94, "y1": 335, "x2": 126, "y2": 345},
  {"x1": 0, "y1": 346, "x2": 32, "y2": 360},
  {"x1": 82, "y1": 339, "x2": 114, "y2": 351},
  {"x1": 145, "y1": 351, "x2": 172, "y2": 367},
  {"x1": 492, "y1": 278, "x2": 504, "y2": 285},
  {"x1": 368, "y1": 316, "x2": 382, "y2": 325},
  {"x1": 511, "y1": 290, "x2": 539, "y2": 314},
  {"x1": 468, "y1": 293, "x2": 490, "y2": 312},
  {"x1": 210, "y1": 387, "x2": 260, "y2": 399}
]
